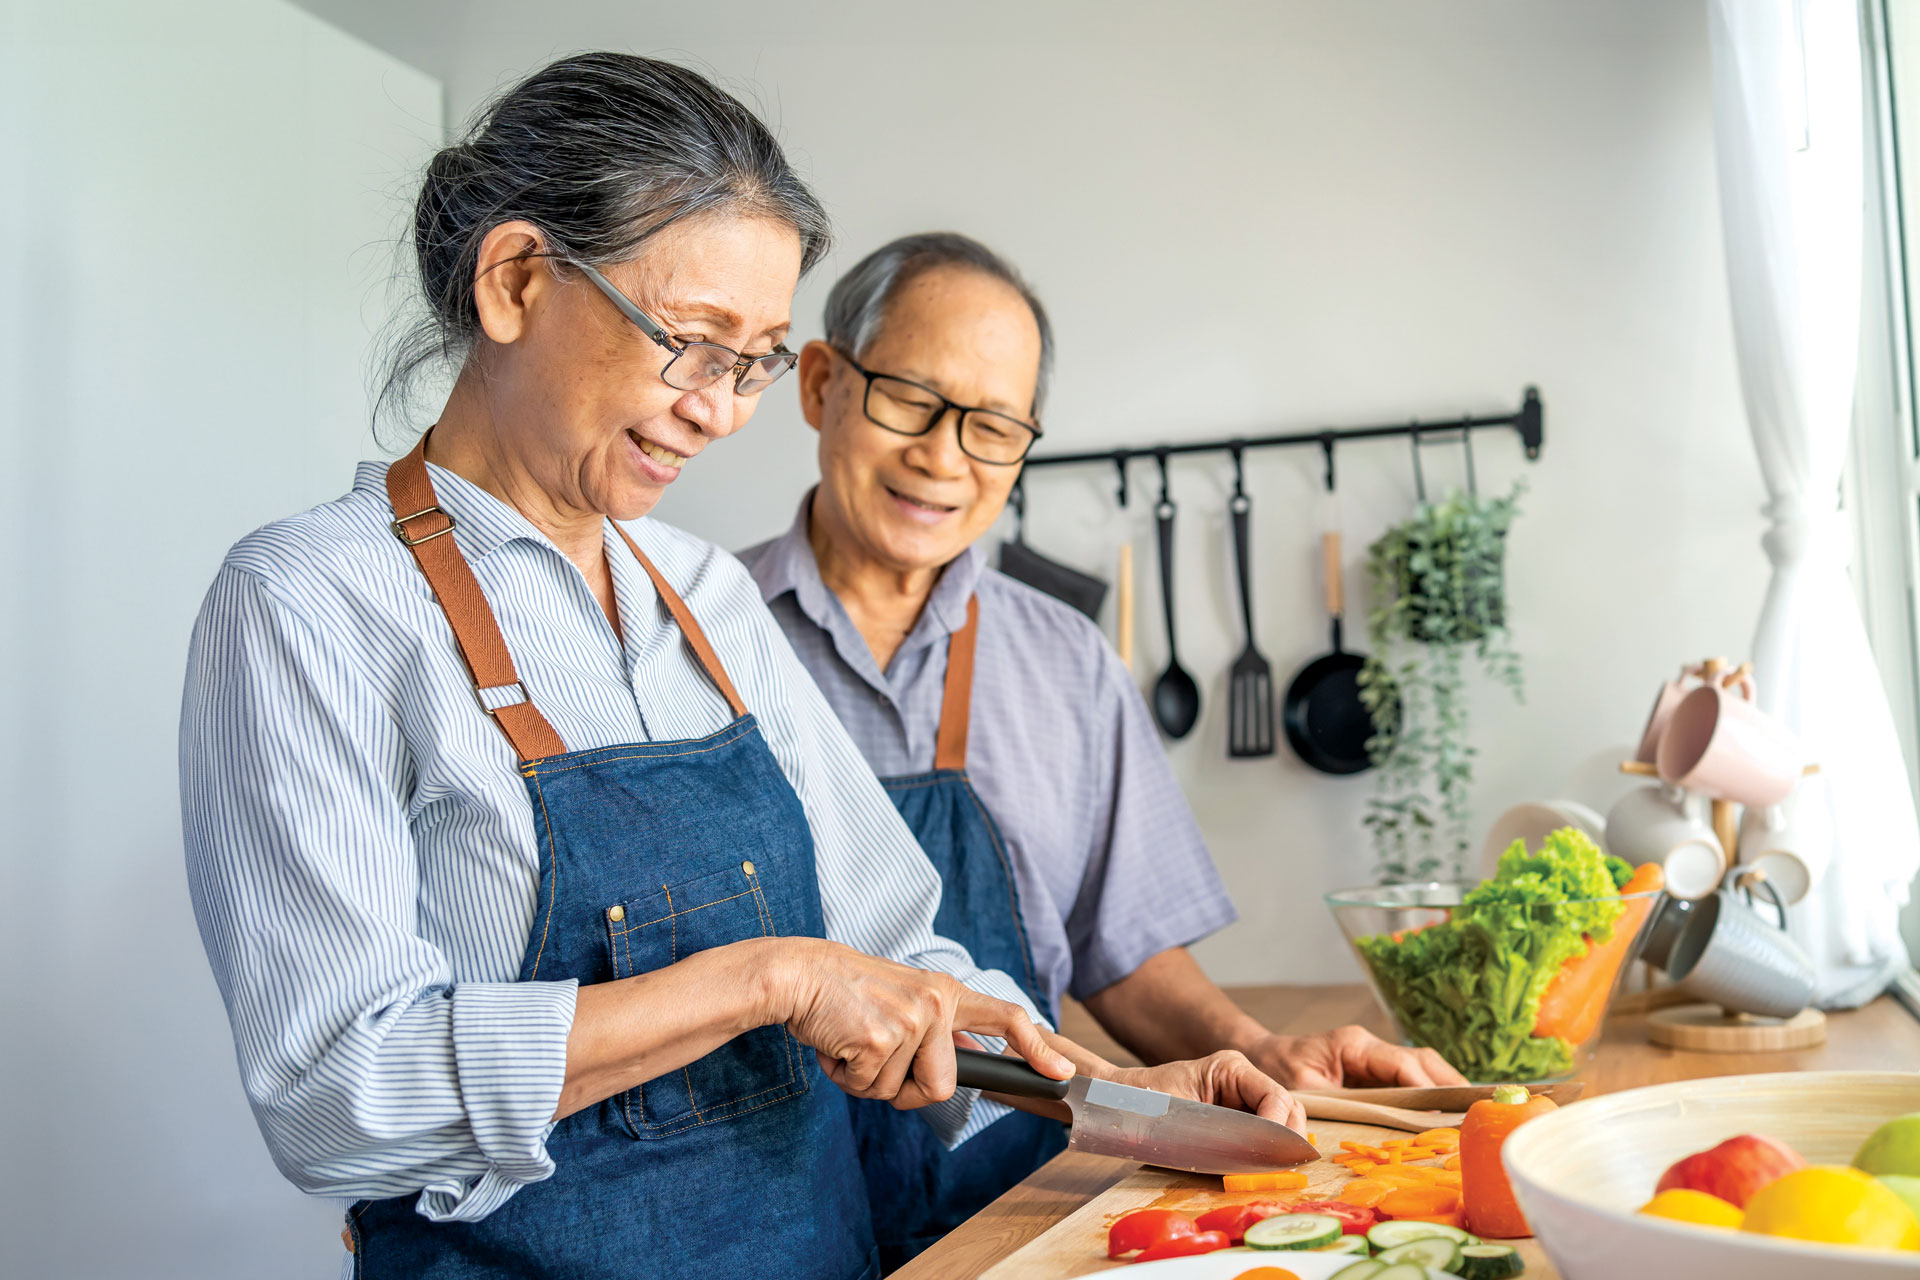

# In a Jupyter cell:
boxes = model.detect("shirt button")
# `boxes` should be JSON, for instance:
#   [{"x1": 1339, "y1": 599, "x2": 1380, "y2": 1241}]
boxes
[
  {"x1": 741, "y1": 860, "x2": 756, "y2": 877},
  {"x1": 607, "y1": 904, "x2": 626, "y2": 923}
]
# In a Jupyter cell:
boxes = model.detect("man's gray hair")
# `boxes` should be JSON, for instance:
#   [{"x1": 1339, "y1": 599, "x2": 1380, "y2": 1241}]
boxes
[{"x1": 822, "y1": 232, "x2": 1054, "y2": 418}]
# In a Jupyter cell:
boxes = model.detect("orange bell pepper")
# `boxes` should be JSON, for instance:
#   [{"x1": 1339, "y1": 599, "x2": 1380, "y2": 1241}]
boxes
[
  {"x1": 1336, "y1": 1178, "x2": 1394, "y2": 1208},
  {"x1": 1461, "y1": 1083, "x2": 1558, "y2": 1238},
  {"x1": 1221, "y1": 1171, "x2": 1308, "y2": 1193},
  {"x1": 1377, "y1": 1185, "x2": 1462, "y2": 1219}
]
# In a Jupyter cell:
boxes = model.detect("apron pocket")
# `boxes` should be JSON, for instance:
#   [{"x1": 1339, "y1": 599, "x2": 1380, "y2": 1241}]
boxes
[{"x1": 604, "y1": 863, "x2": 806, "y2": 1138}]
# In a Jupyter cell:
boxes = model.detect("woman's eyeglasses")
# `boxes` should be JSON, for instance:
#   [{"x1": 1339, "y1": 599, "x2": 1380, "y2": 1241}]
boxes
[{"x1": 570, "y1": 260, "x2": 797, "y2": 395}]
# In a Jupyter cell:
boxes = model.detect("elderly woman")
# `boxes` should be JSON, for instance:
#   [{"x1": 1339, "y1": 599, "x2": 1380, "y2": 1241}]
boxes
[
  {"x1": 740, "y1": 232, "x2": 1469, "y2": 1265},
  {"x1": 178, "y1": 58, "x2": 1292, "y2": 1280}
]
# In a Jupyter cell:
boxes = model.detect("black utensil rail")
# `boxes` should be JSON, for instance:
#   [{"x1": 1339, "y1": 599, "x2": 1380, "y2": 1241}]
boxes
[{"x1": 1018, "y1": 386, "x2": 1543, "y2": 500}]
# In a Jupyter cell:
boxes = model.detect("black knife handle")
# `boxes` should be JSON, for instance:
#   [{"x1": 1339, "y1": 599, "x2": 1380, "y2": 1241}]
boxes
[{"x1": 952, "y1": 1047, "x2": 1071, "y2": 1100}]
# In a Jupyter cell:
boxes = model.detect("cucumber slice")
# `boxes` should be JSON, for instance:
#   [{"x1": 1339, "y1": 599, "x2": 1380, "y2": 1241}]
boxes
[
  {"x1": 1244, "y1": 1213, "x2": 1343, "y2": 1250},
  {"x1": 1366, "y1": 1219, "x2": 1476, "y2": 1251},
  {"x1": 1319, "y1": 1233, "x2": 1373, "y2": 1256},
  {"x1": 1330, "y1": 1262, "x2": 1386, "y2": 1280},
  {"x1": 1458, "y1": 1243, "x2": 1525, "y2": 1279},
  {"x1": 1376, "y1": 1237, "x2": 1462, "y2": 1271},
  {"x1": 1371, "y1": 1266, "x2": 1436, "y2": 1280}
]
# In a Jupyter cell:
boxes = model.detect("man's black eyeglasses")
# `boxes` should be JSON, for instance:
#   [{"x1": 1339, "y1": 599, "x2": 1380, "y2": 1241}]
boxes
[{"x1": 835, "y1": 349, "x2": 1041, "y2": 465}]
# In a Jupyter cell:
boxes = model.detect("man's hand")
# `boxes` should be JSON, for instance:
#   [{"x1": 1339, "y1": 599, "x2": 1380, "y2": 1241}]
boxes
[
  {"x1": 1248, "y1": 1024, "x2": 1466, "y2": 1090},
  {"x1": 1105, "y1": 1049, "x2": 1306, "y2": 1132}
]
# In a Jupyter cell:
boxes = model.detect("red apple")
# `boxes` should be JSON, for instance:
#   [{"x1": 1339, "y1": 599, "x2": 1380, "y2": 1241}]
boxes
[{"x1": 1655, "y1": 1134, "x2": 1807, "y2": 1209}]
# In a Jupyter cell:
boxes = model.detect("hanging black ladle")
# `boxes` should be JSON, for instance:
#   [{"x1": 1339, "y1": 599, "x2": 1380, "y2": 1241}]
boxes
[{"x1": 1150, "y1": 450, "x2": 1201, "y2": 738}]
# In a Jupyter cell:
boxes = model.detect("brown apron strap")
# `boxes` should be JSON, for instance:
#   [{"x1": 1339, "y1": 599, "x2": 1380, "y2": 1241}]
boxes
[
  {"x1": 933, "y1": 595, "x2": 979, "y2": 772},
  {"x1": 607, "y1": 522, "x2": 748, "y2": 721},
  {"x1": 385, "y1": 438, "x2": 568, "y2": 762}
]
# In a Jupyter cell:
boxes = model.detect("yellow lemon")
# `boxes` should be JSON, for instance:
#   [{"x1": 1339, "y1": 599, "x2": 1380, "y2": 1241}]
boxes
[
  {"x1": 1740, "y1": 1165, "x2": 1920, "y2": 1251},
  {"x1": 1638, "y1": 1188, "x2": 1744, "y2": 1229}
]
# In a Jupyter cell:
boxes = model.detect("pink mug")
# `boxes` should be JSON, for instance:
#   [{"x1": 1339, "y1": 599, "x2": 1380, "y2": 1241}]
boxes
[
  {"x1": 1633, "y1": 664, "x2": 1706, "y2": 764},
  {"x1": 1656, "y1": 678, "x2": 1802, "y2": 808}
]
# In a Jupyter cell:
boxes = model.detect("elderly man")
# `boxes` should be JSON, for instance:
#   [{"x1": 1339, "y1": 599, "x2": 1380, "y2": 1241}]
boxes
[{"x1": 738, "y1": 232, "x2": 1465, "y2": 1267}]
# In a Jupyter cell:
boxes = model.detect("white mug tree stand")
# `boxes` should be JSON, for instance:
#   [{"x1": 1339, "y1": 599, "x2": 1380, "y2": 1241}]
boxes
[{"x1": 1616, "y1": 657, "x2": 1827, "y2": 1053}]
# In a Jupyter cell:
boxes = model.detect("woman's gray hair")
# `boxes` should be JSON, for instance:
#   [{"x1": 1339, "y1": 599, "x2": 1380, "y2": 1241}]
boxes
[
  {"x1": 373, "y1": 51, "x2": 831, "y2": 440},
  {"x1": 822, "y1": 232, "x2": 1054, "y2": 418}
]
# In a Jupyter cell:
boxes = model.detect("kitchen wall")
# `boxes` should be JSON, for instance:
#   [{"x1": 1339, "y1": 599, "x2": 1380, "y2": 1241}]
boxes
[
  {"x1": 295, "y1": 0, "x2": 1766, "y2": 984},
  {"x1": 0, "y1": 2, "x2": 441, "y2": 1277}
]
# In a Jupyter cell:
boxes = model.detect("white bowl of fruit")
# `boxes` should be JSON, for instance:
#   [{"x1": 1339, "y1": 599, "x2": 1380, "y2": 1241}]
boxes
[{"x1": 1502, "y1": 1070, "x2": 1920, "y2": 1279}]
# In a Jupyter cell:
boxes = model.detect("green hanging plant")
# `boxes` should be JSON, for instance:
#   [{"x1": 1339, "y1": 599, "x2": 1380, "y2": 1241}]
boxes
[{"x1": 1357, "y1": 483, "x2": 1526, "y2": 883}]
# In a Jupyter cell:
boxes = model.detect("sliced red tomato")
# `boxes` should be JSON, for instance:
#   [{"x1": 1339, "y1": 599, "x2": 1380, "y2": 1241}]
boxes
[
  {"x1": 1286, "y1": 1199, "x2": 1379, "y2": 1235},
  {"x1": 1134, "y1": 1229, "x2": 1231, "y2": 1261},
  {"x1": 1106, "y1": 1208, "x2": 1197, "y2": 1259},
  {"x1": 1192, "y1": 1201, "x2": 1282, "y2": 1244}
]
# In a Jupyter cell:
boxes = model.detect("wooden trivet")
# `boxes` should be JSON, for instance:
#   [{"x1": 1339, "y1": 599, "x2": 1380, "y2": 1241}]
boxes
[{"x1": 1646, "y1": 1004, "x2": 1827, "y2": 1052}]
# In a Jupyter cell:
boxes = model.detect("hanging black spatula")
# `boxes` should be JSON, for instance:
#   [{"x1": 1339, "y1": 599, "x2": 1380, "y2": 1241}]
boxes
[{"x1": 1226, "y1": 447, "x2": 1274, "y2": 757}]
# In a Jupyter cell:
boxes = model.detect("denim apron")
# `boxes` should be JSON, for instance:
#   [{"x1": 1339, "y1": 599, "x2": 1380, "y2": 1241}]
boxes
[
  {"x1": 846, "y1": 596, "x2": 1067, "y2": 1271},
  {"x1": 345, "y1": 442, "x2": 877, "y2": 1280}
]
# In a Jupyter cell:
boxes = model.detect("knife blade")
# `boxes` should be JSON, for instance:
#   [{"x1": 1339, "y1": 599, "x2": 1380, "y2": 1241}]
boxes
[{"x1": 951, "y1": 1047, "x2": 1319, "y2": 1174}]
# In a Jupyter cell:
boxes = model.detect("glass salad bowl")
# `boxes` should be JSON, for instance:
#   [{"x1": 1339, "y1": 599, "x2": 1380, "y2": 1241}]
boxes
[{"x1": 1326, "y1": 873, "x2": 1666, "y2": 1084}]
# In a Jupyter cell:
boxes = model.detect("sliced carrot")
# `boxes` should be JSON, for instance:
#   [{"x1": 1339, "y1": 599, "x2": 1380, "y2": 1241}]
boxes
[
  {"x1": 1444, "y1": 1155, "x2": 1461, "y2": 1172},
  {"x1": 1416, "y1": 1128, "x2": 1460, "y2": 1143},
  {"x1": 1434, "y1": 1172, "x2": 1462, "y2": 1190},
  {"x1": 1307, "y1": 1133, "x2": 1318, "y2": 1145},
  {"x1": 1337, "y1": 1178, "x2": 1393, "y2": 1208},
  {"x1": 1365, "y1": 1168, "x2": 1434, "y2": 1187},
  {"x1": 1382, "y1": 1139, "x2": 1412, "y2": 1149},
  {"x1": 1222, "y1": 1171, "x2": 1309, "y2": 1193},
  {"x1": 1378, "y1": 1185, "x2": 1463, "y2": 1219}
]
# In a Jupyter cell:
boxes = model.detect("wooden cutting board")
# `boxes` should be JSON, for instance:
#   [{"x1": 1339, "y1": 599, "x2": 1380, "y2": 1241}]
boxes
[{"x1": 980, "y1": 1116, "x2": 1556, "y2": 1278}]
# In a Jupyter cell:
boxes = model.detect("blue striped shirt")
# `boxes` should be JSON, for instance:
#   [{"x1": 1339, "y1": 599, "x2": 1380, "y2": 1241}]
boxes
[
  {"x1": 740, "y1": 497, "x2": 1237, "y2": 1015},
  {"x1": 178, "y1": 459, "x2": 1035, "y2": 1225}
]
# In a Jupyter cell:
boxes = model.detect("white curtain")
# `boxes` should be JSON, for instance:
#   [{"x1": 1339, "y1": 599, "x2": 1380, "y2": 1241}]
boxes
[{"x1": 1710, "y1": 0, "x2": 1919, "y2": 1006}]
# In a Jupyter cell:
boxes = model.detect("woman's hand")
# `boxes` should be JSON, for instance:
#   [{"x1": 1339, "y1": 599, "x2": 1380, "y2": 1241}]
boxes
[
  {"x1": 1248, "y1": 1024, "x2": 1466, "y2": 1090},
  {"x1": 1107, "y1": 1050, "x2": 1305, "y2": 1131},
  {"x1": 772, "y1": 937, "x2": 1074, "y2": 1109}
]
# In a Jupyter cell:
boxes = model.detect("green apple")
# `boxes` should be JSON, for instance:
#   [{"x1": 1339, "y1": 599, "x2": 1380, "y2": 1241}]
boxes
[
  {"x1": 1854, "y1": 1114, "x2": 1920, "y2": 1178},
  {"x1": 1878, "y1": 1174, "x2": 1920, "y2": 1223}
]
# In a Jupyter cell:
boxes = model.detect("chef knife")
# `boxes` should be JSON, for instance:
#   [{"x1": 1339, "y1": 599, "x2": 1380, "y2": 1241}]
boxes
[{"x1": 952, "y1": 1047, "x2": 1319, "y2": 1174}]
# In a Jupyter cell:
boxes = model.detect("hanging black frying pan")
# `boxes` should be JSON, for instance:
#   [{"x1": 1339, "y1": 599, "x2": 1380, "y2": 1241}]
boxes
[{"x1": 1284, "y1": 444, "x2": 1393, "y2": 774}]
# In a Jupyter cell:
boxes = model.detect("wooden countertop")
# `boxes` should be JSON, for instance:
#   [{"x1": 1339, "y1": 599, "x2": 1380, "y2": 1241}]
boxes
[{"x1": 896, "y1": 984, "x2": 1920, "y2": 1280}]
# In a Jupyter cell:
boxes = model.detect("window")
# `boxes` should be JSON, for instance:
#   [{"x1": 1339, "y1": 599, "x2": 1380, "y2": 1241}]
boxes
[{"x1": 1856, "y1": 0, "x2": 1920, "y2": 967}]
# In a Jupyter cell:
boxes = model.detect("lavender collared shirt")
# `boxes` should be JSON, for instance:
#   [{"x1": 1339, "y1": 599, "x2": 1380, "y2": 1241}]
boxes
[{"x1": 740, "y1": 496, "x2": 1237, "y2": 1014}]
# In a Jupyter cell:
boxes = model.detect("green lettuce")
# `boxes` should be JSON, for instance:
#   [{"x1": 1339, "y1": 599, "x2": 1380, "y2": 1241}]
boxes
[{"x1": 1355, "y1": 829, "x2": 1628, "y2": 1081}]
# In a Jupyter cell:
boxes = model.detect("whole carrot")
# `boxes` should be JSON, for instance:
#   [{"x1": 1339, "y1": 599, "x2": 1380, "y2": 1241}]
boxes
[
  {"x1": 1461, "y1": 1083, "x2": 1557, "y2": 1238},
  {"x1": 1534, "y1": 862, "x2": 1666, "y2": 1044}
]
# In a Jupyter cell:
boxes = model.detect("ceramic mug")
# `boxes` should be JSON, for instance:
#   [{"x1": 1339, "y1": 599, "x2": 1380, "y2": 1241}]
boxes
[
  {"x1": 1633, "y1": 664, "x2": 1706, "y2": 764},
  {"x1": 1603, "y1": 784, "x2": 1726, "y2": 900},
  {"x1": 1480, "y1": 800, "x2": 1608, "y2": 877},
  {"x1": 1737, "y1": 802, "x2": 1828, "y2": 907},
  {"x1": 1656, "y1": 682, "x2": 1802, "y2": 809},
  {"x1": 1638, "y1": 894, "x2": 1696, "y2": 970},
  {"x1": 1666, "y1": 869, "x2": 1817, "y2": 1018}
]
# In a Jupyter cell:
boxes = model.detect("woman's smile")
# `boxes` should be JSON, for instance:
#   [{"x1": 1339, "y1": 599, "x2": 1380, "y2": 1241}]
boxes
[{"x1": 627, "y1": 427, "x2": 690, "y2": 481}]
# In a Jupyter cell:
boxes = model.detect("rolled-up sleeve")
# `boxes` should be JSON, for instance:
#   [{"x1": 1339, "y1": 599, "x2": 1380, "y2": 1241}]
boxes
[
  {"x1": 1063, "y1": 649, "x2": 1238, "y2": 1001},
  {"x1": 179, "y1": 565, "x2": 575, "y2": 1221},
  {"x1": 733, "y1": 581, "x2": 1044, "y2": 1144}
]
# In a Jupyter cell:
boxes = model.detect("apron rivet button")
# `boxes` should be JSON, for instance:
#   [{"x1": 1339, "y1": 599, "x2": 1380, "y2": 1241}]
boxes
[
  {"x1": 741, "y1": 860, "x2": 755, "y2": 877},
  {"x1": 607, "y1": 904, "x2": 625, "y2": 923}
]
